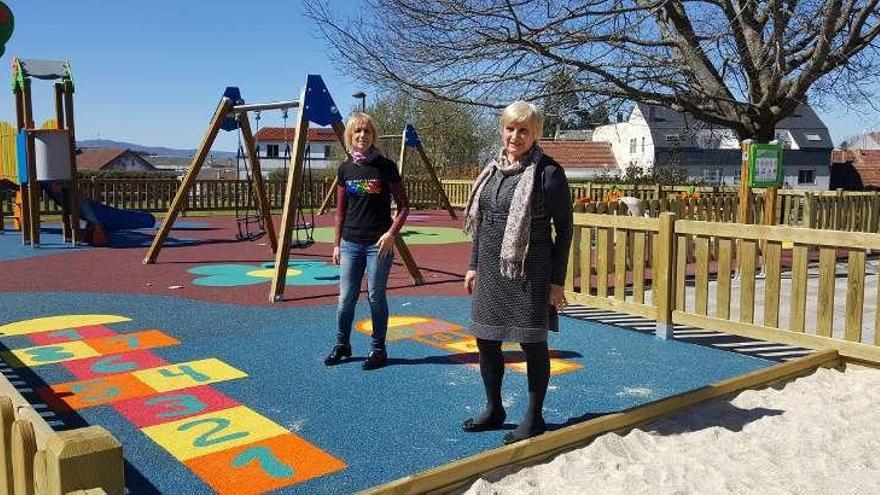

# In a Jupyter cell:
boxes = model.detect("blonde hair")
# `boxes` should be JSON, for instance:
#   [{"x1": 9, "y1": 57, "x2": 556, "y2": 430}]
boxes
[
  {"x1": 499, "y1": 101, "x2": 543, "y2": 138},
  {"x1": 344, "y1": 112, "x2": 379, "y2": 150}
]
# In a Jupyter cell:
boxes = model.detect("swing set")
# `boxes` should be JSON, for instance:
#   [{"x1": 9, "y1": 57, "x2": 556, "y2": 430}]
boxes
[{"x1": 143, "y1": 75, "x2": 424, "y2": 302}]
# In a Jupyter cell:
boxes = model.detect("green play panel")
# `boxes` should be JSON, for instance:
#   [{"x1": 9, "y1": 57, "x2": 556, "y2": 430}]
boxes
[{"x1": 311, "y1": 226, "x2": 470, "y2": 245}]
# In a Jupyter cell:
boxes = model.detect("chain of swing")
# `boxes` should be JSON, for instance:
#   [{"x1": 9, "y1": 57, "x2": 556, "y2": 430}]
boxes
[{"x1": 234, "y1": 109, "x2": 315, "y2": 247}]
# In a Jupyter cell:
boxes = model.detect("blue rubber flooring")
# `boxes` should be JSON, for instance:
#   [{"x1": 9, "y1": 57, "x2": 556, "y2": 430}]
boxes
[{"x1": 0, "y1": 292, "x2": 774, "y2": 494}]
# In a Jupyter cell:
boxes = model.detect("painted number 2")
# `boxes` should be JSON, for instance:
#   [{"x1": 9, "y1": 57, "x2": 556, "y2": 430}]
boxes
[
  {"x1": 178, "y1": 418, "x2": 249, "y2": 447},
  {"x1": 232, "y1": 446, "x2": 295, "y2": 479}
]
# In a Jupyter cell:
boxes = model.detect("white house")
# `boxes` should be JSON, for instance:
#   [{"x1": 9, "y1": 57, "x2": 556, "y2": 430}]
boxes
[
  {"x1": 253, "y1": 127, "x2": 342, "y2": 176},
  {"x1": 539, "y1": 139, "x2": 617, "y2": 180},
  {"x1": 593, "y1": 103, "x2": 833, "y2": 189}
]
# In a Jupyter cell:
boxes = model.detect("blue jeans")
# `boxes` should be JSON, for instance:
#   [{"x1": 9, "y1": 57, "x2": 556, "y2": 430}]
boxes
[{"x1": 336, "y1": 239, "x2": 394, "y2": 350}]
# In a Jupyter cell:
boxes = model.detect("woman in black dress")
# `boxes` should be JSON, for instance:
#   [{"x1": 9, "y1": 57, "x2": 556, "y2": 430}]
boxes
[{"x1": 463, "y1": 101, "x2": 573, "y2": 444}]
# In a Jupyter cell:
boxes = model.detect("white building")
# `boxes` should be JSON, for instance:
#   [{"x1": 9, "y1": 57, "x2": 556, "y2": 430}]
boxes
[
  {"x1": 593, "y1": 103, "x2": 833, "y2": 189},
  {"x1": 253, "y1": 127, "x2": 342, "y2": 176}
]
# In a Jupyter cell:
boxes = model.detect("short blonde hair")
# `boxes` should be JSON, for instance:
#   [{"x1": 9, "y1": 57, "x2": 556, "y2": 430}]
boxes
[
  {"x1": 344, "y1": 112, "x2": 379, "y2": 150},
  {"x1": 500, "y1": 101, "x2": 543, "y2": 138}
]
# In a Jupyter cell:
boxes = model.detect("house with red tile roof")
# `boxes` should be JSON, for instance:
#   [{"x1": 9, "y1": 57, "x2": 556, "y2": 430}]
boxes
[
  {"x1": 831, "y1": 149, "x2": 880, "y2": 189},
  {"x1": 76, "y1": 148, "x2": 157, "y2": 172},
  {"x1": 253, "y1": 127, "x2": 342, "y2": 175},
  {"x1": 538, "y1": 139, "x2": 617, "y2": 180}
]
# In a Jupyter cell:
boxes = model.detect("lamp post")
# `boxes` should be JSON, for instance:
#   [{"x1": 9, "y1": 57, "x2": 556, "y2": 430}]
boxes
[{"x1": 352, "y1": 91, "x2": 366, "y2": 112}]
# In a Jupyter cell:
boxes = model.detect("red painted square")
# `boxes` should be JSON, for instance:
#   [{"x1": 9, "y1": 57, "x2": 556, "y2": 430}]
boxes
[
  {"x1": 28, "y1": 325, "x2": 117, "y2": 345},
  {"x1": 114, "y1": 386, "x2": 239, "y2": 428},
  {"x1": 185, "y1": 433, "x2": 346, "y2": 494},
  {"x1": 63, "y1": 350, "x2": 168, "y2": 380},
  {"x1": 43, "y1": 373, "x2": 156, "y2": 409}
]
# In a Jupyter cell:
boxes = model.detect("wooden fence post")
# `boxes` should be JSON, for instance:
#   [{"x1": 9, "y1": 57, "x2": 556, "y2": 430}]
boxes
[
  {"x1": 655, "y1": 212, "x2": 676, "y2": 339},
  {"x1": 44, "y1": 426, "x2": 124, "y2": 495}
]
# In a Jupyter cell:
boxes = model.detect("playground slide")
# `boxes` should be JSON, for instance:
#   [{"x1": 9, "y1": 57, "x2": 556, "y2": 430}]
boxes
[{"x1": 42, "y1": 184, "x2": 155, "y2": 231}]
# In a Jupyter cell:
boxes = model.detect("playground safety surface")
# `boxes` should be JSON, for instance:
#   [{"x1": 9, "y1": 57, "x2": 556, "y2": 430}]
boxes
[{"x1": 0, "y1": 211, "x2": 776, "y2": 494}]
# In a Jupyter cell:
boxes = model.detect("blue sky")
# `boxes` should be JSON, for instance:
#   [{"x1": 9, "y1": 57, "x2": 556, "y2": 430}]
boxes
[{"x1": 1, "y1": 1, "x2": 878, "y2": 152}]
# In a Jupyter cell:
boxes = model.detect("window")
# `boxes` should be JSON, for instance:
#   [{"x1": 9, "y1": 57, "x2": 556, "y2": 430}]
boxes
[
  {"x1": 641, "y1": 137, "x2": 645, "y2": 153},
  {"x1": 732, "y1": 169, "x2": 741, "y2": 184},
  {"x1": 702, "y1": 168, "x2": 722, "y2": 185},
  {"x1": 804, "y1": 133, "x2": 822, "y2": 142},
  {"x1": 629, "y1": 138, "x2": 637, "y2": 154},
  {"x1": 665, "y1": 134, "x2": 680, "y2": 143},
  {"x1": 798, "y1": 169, "x2": 815, "y2": 185},
  {"x1": 267, "y1": 144, "x2": 279, "y2": 158},
  {"x1": 324, "y1": 145, "x2": 332, "y2": 157}
]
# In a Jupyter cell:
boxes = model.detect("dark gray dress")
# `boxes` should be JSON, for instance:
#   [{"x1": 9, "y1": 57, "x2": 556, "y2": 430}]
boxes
[{"x1": 469, "y1": 156, "x2": 573, "y2": 343}]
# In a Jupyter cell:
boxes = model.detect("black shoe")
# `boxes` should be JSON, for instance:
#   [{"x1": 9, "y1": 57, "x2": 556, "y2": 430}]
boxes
[
  {"x1": 324, "y1": 344, "x2": 352, "y2": 366},
  {"x1": 461, "y1": 411, "x2": 507, "y2": 432},
  {"x1": 502, "y1": 420, "x2": 546, "y2": 445},
  {"x1": 362, "y1": 349, "x2": 387, "y2": 370}
]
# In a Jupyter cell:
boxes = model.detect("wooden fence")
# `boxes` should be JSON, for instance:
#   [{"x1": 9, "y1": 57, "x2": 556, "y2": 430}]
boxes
[
  {"x1": 0, "y1": 375, "x2": 123, "y2": 494},
  {"x1": 565, "y1": 212, "x2": 880, "y2": 363},
  {"x1": 3, "y1": 177, "x2": 880, "y2": 235}
]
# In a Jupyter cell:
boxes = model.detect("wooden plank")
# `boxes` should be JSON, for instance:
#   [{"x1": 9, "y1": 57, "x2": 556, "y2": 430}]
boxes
[
  {"x1": 615, "y1": 229, "x2": 627, "y2": 300},
  {"x1": 565, "y1": 228, "x2": 581, "y2": 292},
  {"x1": 655, "y1": 213, "x2": 676, "y2": 328},
  {"x1": 674, "y1": 220, "x2": 880, "y2": 251},
  {"x1": 716, "y1": 238, "x2": 732, "y2": 320},
  {"x1": 763, "y1": 241, "x2": 782, "y2": 328},
  {"x1": 817, "y1": 247, "x2": 837, "y2": 337},
  {"x1": 596, "y1": 227, "x2": 611, "y2": 298},
  {"x1": 674, "y1": 311, "x2": 880, "y2": 364},
  {"x1": 676, "y1": 235, "x2": 687, "y2": 311},
  {"x1": 11, "y1": 419, "x2": 35, "y2": 495},
  {"x1": 694, "y1": 236, "x2": 709, "y2": 316},
  {"x1": 580, "y1": 227, "x2": 592, "y2": 296},
  {"x1": 632, "y1": 231, "x2": 646, "y2": 304},
  {"x1": 789, "y1": 245, "x2": 809, "y2": 332},
  {"x1": 739, "y1": 239, "x2": 757, "y2": 324},
  {"x1": 845, "y1": 249, "x2": 866, "y2": 342},
  {"x1": 364, "y1": 350, "x2": 839, "y2": 495},
  {"x1": 0, "y1": 397, "x2": 13, "y2": 494},
  {"x1": 414, "y1": 144, "x2": 457, "y2": 219},
  {"x1": 573, "y1": 213, "x2": 659, "y2": 231},
  {"x1": 237, "y1": 114, "x2": 278, "y2": 253}
]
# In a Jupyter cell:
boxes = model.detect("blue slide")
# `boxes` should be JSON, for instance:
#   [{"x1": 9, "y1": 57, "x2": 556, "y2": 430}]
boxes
[{"x1": 42, "y1": 184, "x2": 155, "y2": 230}]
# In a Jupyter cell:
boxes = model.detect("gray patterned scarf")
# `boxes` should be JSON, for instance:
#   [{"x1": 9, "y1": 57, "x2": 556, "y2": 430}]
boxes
[{"x1": 464, "y1": 145, "x2": 543, "y2": 279}]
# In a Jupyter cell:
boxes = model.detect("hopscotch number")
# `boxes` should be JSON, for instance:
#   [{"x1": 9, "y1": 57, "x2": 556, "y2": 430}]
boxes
[
  {"x1": 145, "y1": 394, "x2": 206, "y2": 419},
  {"x1": 158, "y1": 365, "x2": 210, "y2": 382},
  {"x1": 178, "y1": 418, "x2": 249, "y2": 447},
  {"x1": 107, "y1": 334, "x2": 141, "y2": 349},
  {"x1": 25, "y1": 346, "x2": 75, "y2": 363},
  {"x1": 91, "y1": 355, "x2": 137, "y2": 374},
  {"x1": 232, "y1": 445, "x2": 295, "y2": 479},
  {"x1": 47, "y1": 329, "x2": 82, "y2": 340},
  {"x1": 71, "y1": 380, "x2": 120, "y2": 403}
]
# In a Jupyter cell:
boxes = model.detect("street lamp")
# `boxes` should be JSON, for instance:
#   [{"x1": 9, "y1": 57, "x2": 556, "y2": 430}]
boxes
[{"x1": 352, "y1": 91, "x2": 366, "y2": 112}]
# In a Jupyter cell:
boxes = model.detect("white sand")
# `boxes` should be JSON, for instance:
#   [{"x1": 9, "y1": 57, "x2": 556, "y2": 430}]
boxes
[{"x1": 464, "y1": 366, "x2": 880, "y2": 494}]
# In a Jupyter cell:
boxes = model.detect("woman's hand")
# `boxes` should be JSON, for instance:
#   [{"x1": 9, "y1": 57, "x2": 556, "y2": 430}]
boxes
[
  {"x1": 332, "y1": 246, "x2": 341, "y2": 265},
  {"x1": 376, "y1": 232, "x2": 395, "y2": 259},
  {"x1": 549, "y1": 284, "x2": 567, "y2": 310},
  {"x1": 464, "y1": 270, "x2": 477, "y2": 294}
]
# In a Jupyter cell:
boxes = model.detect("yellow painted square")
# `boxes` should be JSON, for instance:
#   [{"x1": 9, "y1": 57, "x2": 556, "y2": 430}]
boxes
[
  {"x1": 133, "y1": 358, "x2": 247, "y2": 392},
  {"x1": 141, "y1": 405, "x2": 287, "y2": 461},
  {"x1": 6, "y1": 341, "x2": 100, "y2": 367}
]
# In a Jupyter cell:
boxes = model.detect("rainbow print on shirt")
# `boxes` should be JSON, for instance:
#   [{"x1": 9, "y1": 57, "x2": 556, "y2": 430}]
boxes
[{"x1": 345, "y1": 179, "x2": 382, "y2": 196}]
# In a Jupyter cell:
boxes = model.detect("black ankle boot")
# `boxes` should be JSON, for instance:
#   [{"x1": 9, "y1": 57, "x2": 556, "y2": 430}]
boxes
[
  {"x1": 362, "y1": 349, "x2": 387, "y2": 370},
  {"x1": 324, "y1": 344, "x2": 352, "y2": 366}
]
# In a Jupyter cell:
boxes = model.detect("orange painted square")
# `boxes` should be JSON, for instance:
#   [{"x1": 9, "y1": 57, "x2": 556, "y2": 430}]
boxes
[
  {"x1": 86, "y1": 330, "x2": 179, "y2": 355},
  {"x1": 185, "y1": 433, "x2": 346, "y2": 494},
  {"x1": 47, "y1": 373, "x2": 156, "y2": 409}
]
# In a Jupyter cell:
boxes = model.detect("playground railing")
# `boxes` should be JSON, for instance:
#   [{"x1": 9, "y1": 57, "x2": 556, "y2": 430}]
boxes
[
  {"x1": 564, "y1": 213, "x2": 880, "y2": 363},
  {"x1": 0, "y1": 372, "x2": 123, "y2": 494}
]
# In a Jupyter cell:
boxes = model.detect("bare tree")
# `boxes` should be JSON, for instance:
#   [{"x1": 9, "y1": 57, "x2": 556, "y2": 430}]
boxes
[{"x1": 305, "y1": 0, "x2": 880, "y2": 141}]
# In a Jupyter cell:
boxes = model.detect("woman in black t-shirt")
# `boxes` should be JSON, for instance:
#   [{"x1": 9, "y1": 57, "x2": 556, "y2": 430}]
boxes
[{"x1": 324, "y1": 113, "x2": 410, "y2": 370}]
